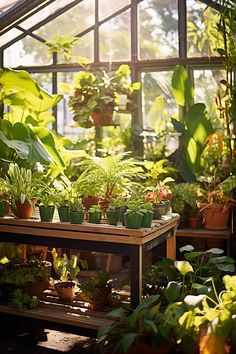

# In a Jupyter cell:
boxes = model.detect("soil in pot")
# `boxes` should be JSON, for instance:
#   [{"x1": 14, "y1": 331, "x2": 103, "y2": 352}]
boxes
[{"x1": 54, "y1": 281, "x2": 75, "y2": 302}]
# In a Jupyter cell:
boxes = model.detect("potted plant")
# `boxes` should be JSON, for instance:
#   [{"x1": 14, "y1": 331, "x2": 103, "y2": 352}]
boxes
[
  {"x1": 52, "y1": 248, "x2": 87, "y2": 302},
  {"x1": 0, "y1": 184, "x2": 8, "y2": 217},
  {"x1": 141, "y1": 202, "x2": 154, "y2": 228},
  {"x1": 77, "y1": 154, "x2": 144, "y2": 213},
  {"x1": 197, "y1": 174, "x2": 236, "y2": 230},
  {"x1": 68, "y1": 197, "x2": 85, "y2": 224},
  {"x1": 79, "y1": 278, "x2": 105, "y2": 311},
  {"x1": 97, "y1": 294, "x2": 173, "y2": 354},
  {"x1": 124, "y1": 199, "x2": 145, "y2": 229},
  {"x1": 88, "y1": 204, "x2": 102, "y2": 224},
  {"x1": 56, "y1": 189, "x2": 71, "y2": 222},
  {"x1": 0, "y1": 257, "x2": 51, "y2": 301},
  {"x1": 66, "y1": 64, "x2": 141, "y2": 128},
  {"x1": 0, "y1": 163, "x2": 43, "y2": 219},
  {"x1": 75, "y1": 170, "x2": 101, "y2": 211},
  {"x1": 38, "y1": 190, "x2": 58, "y2": 222},
  {"x1": 106, "y1": 198, "x2": 122, "y2": 226}
]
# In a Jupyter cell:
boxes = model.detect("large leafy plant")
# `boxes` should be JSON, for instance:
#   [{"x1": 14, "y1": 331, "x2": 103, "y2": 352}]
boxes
[
  {"x1": 0, "y1": 68, "x2": 65, "y2": 172},
  {"x1": 171, "y1": 65, "x2": 214, "y2": 181}
]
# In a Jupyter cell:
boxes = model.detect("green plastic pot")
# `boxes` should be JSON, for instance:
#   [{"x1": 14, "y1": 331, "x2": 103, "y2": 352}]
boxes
[
  {"x1": 69, "y1": 210, "x2": 85, "y2": 224},
  {"x1": 124, "y1": 212, "x2": 143, "y2": 229},
  {"x1": 106, "y1": 209, "x2": 119, "y2": 225},
  {"x1": 0, "y1": 200, "x2": 7, "y2": 217},
  {"x1": 88, "y1": 211, "x2": 102, "y2": 224},
  {"x1": 141, "y1": 211, "x2": 153, "y2": 228},
  {"x1": 58, "y1": 206, "x2": 70, "y2": 222},
  {"x1": 39, "y1": 205, "x2": 55, "y2": 222}
]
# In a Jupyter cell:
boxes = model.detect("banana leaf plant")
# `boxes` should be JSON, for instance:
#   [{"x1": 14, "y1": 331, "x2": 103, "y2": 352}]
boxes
[
  {"x1": 0, "y1": 68, "x2": 65, "y2": 173},
  {"x1": 171, "y1": 65, "x2": 214, "y2": 182}
]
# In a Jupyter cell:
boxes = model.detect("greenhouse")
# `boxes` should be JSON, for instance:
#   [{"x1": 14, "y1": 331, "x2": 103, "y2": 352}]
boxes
[{"x1": 0, "y1": 1, "x2": 235, "y2": 353}]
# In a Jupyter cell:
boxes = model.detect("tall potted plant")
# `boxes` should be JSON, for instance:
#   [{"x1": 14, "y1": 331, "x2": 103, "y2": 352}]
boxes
[{"x1": 0, "y1": 163, "x2": 43, "y2": 219}]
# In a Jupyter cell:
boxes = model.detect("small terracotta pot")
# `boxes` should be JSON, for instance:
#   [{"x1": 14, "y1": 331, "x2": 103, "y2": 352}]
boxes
[
  {"x1": 55, "y1": 281, "x2": 75, "y2": 302},
  {"x1": 12, "y1": 199, "x2": 34, "y2": 219},
  {"x1": 91, "y1": 110, "x2": 113, "y2": 126}
]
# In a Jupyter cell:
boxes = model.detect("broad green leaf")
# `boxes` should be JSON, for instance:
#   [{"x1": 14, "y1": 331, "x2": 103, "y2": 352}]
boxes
[
  {"x1": 171, "y1": 117, "x2": 185, "y2": 134},
  {"x1": 0, "y1": 68, "x2": 41, "y2": 97},
  {"x1": 171, "y1": 65, "x2": 194, "y2": 106},
  {"x1": 206, "y1": 248, "x2": 224, "y2": 255},
  {"x1": 185, "y1": 103, "x2": 213, "y2": 147},
  {"x1": 32, "y1": 127, "x2": 65, "y2": 171},
  {"x1": 164, "y1": 281, "x2": 181, "y2": 302},
  {"x1": 216, "y1": 263, "x2": 235, "y2": 273},
  {"x1": 175, "y1": 261, "x2": 193, "y2": 276}
]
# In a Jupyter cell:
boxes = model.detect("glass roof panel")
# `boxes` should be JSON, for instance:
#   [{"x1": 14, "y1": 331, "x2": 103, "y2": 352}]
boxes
[
  {"x1": 0, "y1": 0, "x2": 19, "y2": 15},
  {"x1": 33, "y1": 0, "x2": 94, "y2": 40},
  {"x1": 19, "y1": 0, "x2": 72, "y2": 30},
  {"x1": 0, "y1": 28, "x2": 23, "y2": 46},
  {"x1": 99, "y1": 0, "x2": 130, "y2": 21}
]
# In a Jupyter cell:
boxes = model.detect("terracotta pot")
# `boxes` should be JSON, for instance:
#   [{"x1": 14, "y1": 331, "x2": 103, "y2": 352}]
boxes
[
  {"x1": 91, "y1": 110, "x2": 113, "y2": 126},
  {"x1": 88, "y1": 297, "x2": 105, "y2": 311},
  {"x1": 82, "y1": 196, "x2": 99, "y2": 210},
  {"x1": 12, "y1": 199, "x2": 34, "y2": 219},
  {"x1": 200, "y1": 203, "x2": 231, "y2": 230},
  {"x1": 153, "y1": 203, "x2": 165, "y2": 220},
  {"x1": 55, "y1": 281, "x2": 75, "y2": 302},
  {"x1": 188, "y1": 217, "x2": 200, "y2": 229}
]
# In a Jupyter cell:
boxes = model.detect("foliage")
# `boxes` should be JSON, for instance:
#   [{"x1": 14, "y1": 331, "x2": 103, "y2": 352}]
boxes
[
  {"x1": 45, "y1": 34, "x2": 91, "y2": 67},
  {"x1": 51, "y1": 248, "x2": 87, "y2": 281},
  {"x1": 143, "y1": 159, "x2": 177, "y2": 188},
  {"x1": 143, "y1": 245, "x2": 235, "y2": 303},
  {"x1": 0, "y1": 68, "x2": 65, "y2": 172},
  {"x1": 171, "y1": 65, "x2": 214, "y2": 181},
  {"x1": 197, "y1": 173, "x2": 236, "y2": 205},
  {"x1": 0, "y1": 257, "x2": 50, "y2": 286},
  {"x1": 97, "y1": 294, "x2": 173, "y2": 354},
  {"x1": 170, "y1": 182, "x2": 200, "y2": 216},
  {"x1": 10, "y1": 288, "x2": 39, "y2": 310},
  {"x1": 88, "y1": 204, "x2": 102, "y2": 214},
  {"x1": 76, "y1": 154, "x2": 144, "y2": 200},
  {"x1": 0, "y1": 162, "x2": 45, "y2": 204},
  {"x1": 125, "y1": 199, "x2": 145, "y2": 217},
  {"x1": 63, "y1": 64, "x2": 141, "y2": 128}
]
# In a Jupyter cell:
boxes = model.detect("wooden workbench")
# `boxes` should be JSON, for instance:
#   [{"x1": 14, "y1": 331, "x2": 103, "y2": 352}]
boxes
[{"x1": 0, "y1": 214, "x2": 179, "y2": 330}]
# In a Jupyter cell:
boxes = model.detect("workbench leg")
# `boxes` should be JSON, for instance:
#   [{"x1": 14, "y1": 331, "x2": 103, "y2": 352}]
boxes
[
  {"x1": 130, "y1": 245, "x2": 142, "y2": 308},
  {"x1": 166, "y1": 225, "x2": 177, "y2": 259}
]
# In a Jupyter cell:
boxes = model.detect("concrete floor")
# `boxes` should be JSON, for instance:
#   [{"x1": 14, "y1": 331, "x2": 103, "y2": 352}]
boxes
[{"x1": 0, "y1": 314, "x2": 98, "y2": 354}]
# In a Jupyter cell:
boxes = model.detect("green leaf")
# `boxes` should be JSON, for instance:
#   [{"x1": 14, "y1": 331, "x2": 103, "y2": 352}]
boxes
[
  {"x1": 206, "y1": 248, "x2": 224, "y2": 255},
  {"x1": 164, "y1": 281, "x2": 181, "y2": 302},
  {"x1": 171, "y1": 117, "x2": 185, "y2": 134},
  {"x1": 171, "y1": 65, "x2": 194, "y2": 106},
  {"x1": 32, "y1": 127, "x2": 65, "y2": 171},
  {"x1": 174, "y1": 261, "x2": 194, "y2": 276},
  {"x1": 216, "y1": 263, "x2": 235, "y2": 273},
  {"x1": 120, "y1": 333, "x2": 137, "y2": 354}
]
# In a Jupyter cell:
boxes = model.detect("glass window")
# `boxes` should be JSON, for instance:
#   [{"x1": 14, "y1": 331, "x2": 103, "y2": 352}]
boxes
[
  {"x1": 19, "y1": 0, "x2": 73, "y2": 30},
  {"x1": 1, "y1": 28, "x2": 22, "y2": 46},
  {"x1": 193, "y1": 68, "x2": 225, "y2": 127},
  {"x1": 138, "y1": 0, "x2": 178, "y2": 59},
  {"x1": 187, "y1": 0, "x2": 221, "y2": 57},
  {"x1": 0, "y1": 0, "x2": 19, "y2": 15},
  {"x1": 99, "y1": 0, "x2": 130, "y2": 21},
  {"x1": 99, "y1": 10, "x2": 131, "y2": 62},
  {"x1": 33, "y1": 0, "x2": 95, "y2": 40},
  {"x1": 4, "y1": 36, "x2": 51, "y2": 67}
]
